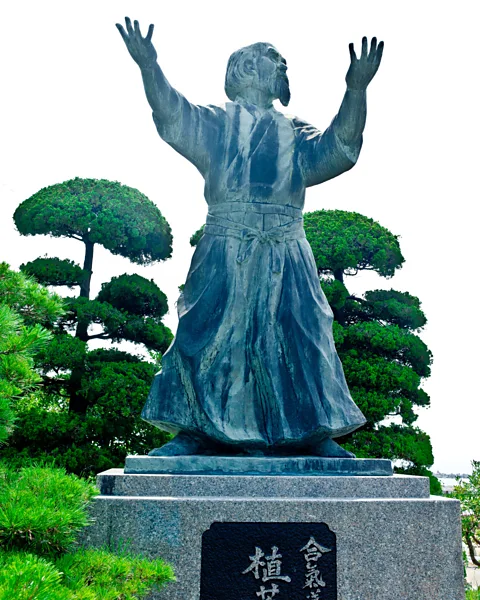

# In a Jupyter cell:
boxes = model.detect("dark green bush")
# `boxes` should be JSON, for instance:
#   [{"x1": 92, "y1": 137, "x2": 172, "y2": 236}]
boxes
[
  {"x1": 2, "y1": 385, "x2": 171, "y2": 478},
  {"x1": 97, "y1": 273, "x2": 168, "y2": 318},
  {"x1": 21, "y1": 257, "x2": 86, "y2": 288}
]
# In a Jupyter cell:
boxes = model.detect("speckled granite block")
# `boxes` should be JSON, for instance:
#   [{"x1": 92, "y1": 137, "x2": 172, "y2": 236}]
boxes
[
  {"x1": 82, "y1": 474, "x2": 465, "y2": 600},
  {"x1": 97, "y1": 469, "x2": 429, "y2": 499}
]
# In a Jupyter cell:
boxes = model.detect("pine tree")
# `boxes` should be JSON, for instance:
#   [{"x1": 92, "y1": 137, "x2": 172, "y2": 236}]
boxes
[
  {"x1": 304, "y1": 210, "x2": 436, "y2": 484},
  {"x1": 3, "y1": 178, "x2": 174, "y2": 474}
]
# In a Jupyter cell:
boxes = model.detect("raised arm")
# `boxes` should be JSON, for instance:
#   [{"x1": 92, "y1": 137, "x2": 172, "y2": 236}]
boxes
[
  {"x1": 299, "y1": 37, "x2": 384, "y2": 188},
  {"x1": 333, "y1": 37, "x2": 384, "y2": 147},
  {"x1": 116, "y1": 17, "x2": 224, "y2": 176},
  {"x1": 116, "y1": 17, "x2": 181, "y2": 123}
]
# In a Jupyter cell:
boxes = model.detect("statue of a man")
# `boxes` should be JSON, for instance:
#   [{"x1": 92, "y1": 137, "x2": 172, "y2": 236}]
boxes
[{"x1": 117, "y1": 18, "x2": 384, "y2": 458}]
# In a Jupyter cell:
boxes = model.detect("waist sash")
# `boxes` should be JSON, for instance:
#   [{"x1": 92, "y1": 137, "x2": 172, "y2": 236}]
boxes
[{"x1": 204, "y1": 202, "x2": 305, "y2": 273}]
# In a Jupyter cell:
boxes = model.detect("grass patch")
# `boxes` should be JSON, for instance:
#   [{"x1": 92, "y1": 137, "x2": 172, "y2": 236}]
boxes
[
  {"x1": 58, "y1": 547, "x2": 174, "y2": 598},
  {"x1": 0, "y1": 549, "x2": 174, "y2": 600}
]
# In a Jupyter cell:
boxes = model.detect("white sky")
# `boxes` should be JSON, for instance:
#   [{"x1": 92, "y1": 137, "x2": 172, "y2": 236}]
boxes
[{"x1": 1, "y1": 0, "x2": 478, "y2": 474}]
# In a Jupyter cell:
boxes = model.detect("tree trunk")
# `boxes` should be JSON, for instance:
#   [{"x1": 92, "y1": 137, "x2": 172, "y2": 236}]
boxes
[
  {"x1": 69, "y1": 240, "x2": 94, "y2": 415},
  {"x1": 79, "y1": 240, "x2": 94, "y2": 299},
  {"x1": 465, "y1": 533, "x2": 480, "y2": 567},
  {"x1": 332, "y1": 268, "x2": 346, "y2": 326},
  {"x1": 333, "y1": 268, "x2": 344, "y2": 283},
  {"x1": 76, "y1": 240, "x2": 93, "y2": 342},
  {"x1": 466, "y1": 533, "x2": 480, "y2": 567}
]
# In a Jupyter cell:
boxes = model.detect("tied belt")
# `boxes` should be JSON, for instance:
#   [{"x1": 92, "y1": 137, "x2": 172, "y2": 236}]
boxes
[{"x1": 204, "y1": 206, "x2": 305, "y2": 273}]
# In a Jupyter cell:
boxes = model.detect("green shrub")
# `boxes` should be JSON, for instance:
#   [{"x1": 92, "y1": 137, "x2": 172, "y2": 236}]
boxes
[
  {"x1": 57, "y1": 548, "x2": 174, "y2": 599},
  {"x1": 0, "y1": 549, "x2": 174, "y2": 600},
  {"x1": 97, "y1": 273, "x2": 168, "y2": 318},
  {"x1": 0, "y1": 551, "x2": 64, "y2": 600},
  {"x1": 21, "y1": 257, "x2": 87, "y2": 288},
  {"x1": 0, "y1": 465, "x2": 97, "y2": 556},
  {"x1": 1, "y1": 387, "x2": 171, "y2": 478},
  {"x1": 0, "y1": 465, "x2": 174, "y2": 598},
  {"x1": 451, "y1": 461, "x2": 480, "y2": 572}
]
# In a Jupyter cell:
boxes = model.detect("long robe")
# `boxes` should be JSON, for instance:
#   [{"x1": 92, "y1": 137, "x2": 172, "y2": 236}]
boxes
[{"x1": 142, "y1": 96, "x2": 366, "y2": 450}]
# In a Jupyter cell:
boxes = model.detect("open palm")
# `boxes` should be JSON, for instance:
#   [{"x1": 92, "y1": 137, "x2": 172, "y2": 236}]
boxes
[
  {"x1": 116, "y1": 17, "x2": 157, "y2": 69},
  {"x1": 346, "y1": 37, "x2": 384, "y2": 90}
]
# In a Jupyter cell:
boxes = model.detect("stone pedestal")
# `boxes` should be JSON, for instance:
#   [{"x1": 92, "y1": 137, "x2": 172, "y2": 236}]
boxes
[
  {"x1": 124, "y1": 455, "x2": 393, "y2": 476},
  {"x1": 82, "y1": 467, "x2": 465, "y2": 600}
]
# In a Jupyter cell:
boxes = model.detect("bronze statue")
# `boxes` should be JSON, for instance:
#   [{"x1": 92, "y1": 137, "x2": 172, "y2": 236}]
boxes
[{"x1": 117, "y1": 18, "x2": 383, "y2": 457}]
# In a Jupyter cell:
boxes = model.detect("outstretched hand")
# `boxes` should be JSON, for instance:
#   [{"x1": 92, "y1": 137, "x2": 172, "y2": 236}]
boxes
[
  {"x1": 116, "y1": 17, "x2": 157, "y2": 69},
  {"x1": 346, "y1": 37, "x2": 384, "y2": 91}
]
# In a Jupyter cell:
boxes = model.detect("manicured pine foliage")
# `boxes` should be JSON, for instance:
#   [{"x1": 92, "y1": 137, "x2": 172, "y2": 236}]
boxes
[
  {"x1": 0, "y1": 464, "x2": 174, "y2": 599},
  {"x1": 0, "y1": 465, "x2": 97, "y2": 556},
  {"x1": 0, "y1": 267, "x2": 174, "y2": 597},
  {"x1": 3, "y1": 178, "x2": 174, "y2": 475},
  {"x1": 0, "y1": 263, "x2": 64, "y2": 444},
  {"x1": 191, "y1": 209, "x2": 438, "y2": 491},
  {"x1": 304, "y1": 210, "x2": 438, "y2": 491}
]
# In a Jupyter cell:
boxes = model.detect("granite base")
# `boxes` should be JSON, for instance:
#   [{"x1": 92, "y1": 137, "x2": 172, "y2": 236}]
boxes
[{"x1": 82, "y1": 470, "x2": 465, "y2": 600}]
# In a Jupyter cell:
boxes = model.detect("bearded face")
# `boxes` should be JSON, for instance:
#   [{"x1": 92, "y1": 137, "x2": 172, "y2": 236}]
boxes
[
  {"x1": 225, "y1": 43, "x2": 291, "y2": 107},
  {"x1": 272, "y1": 67, "x2": 291, "y2": 107},
  {"x1": 256, "y1": 46, "x2": 291, "y2": 106}
]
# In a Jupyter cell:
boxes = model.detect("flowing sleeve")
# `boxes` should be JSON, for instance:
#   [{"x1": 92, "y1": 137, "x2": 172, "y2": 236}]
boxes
[
  {"x1": 294, "y1": 116, "x2": 363, "y2": 188},
  {"x1": 152, "y1": 94, "x2": 225, "y2": 177}
]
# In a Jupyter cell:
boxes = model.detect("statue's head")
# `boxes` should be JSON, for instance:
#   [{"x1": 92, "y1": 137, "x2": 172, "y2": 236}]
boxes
[{"x1": 225, "y1": 42, "x2": 290, "y2": 107}]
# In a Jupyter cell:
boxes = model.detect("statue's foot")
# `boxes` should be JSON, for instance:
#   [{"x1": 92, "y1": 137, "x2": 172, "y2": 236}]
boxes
[
  {"x1": 310, "y1": 438, "x2": 356, "y2": 458},
  {"x1": 148, "y1": 432, "x2": 205, "y2": 456}
]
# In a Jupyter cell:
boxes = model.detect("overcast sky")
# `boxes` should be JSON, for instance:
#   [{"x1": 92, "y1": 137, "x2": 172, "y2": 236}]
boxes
[{"x1": 1, "y1": 0, "x2": 478, "y2": 474}]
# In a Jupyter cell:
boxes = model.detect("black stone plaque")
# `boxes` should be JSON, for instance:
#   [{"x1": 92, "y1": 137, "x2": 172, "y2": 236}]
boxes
[{"x1": 200, "y1": 522, "x2": 337, "y2": 600}]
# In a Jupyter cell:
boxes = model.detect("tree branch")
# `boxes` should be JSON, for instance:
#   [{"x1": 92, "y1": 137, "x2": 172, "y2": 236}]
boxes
[
  {"x1": 345, "y1": 268, "x2": 359, "y2": 277},
  {"x1": 346, "y1": 295, "x2": 366, "y2": 303},
  {"x1": 466, "y1": 534, "x2": 480, "y2": 567},
  {"x1": 349, "y1": 266, "x2": 381, "y2": 276},
  {"x1": 61, "y1": 229, "x2": 83, "y2": 241},
  {"x1": 87, "y1": 333, "x2": 111, "y2": 341},
  {"x1": 41, "y1": 376, "x2": 69, "y2": 385}
]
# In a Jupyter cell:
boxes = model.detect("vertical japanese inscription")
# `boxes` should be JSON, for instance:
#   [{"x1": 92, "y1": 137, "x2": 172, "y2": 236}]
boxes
[
  {"x1": 300, "y1": 537, "x2": 332, "y2": 599},
  {"x1": 200, "y1": 523, "x2": 337, "y2": 600},
  {"x1": 242, "y1": 545, "x2": 292, "y2": 598}
]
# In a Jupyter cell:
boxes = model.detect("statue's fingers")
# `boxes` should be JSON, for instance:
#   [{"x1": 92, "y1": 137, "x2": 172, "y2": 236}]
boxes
[
  {"x1": 134, "y1": 20, "x2": 141, "y2": 36},
  {"x1": 125, "y1": 16, "x2": 134, "y2": 36},
  {"x1": 349, "y1": 42, "x2": 357, "y2": 62},
  {"x1": 368, "y1": 37, "x2": 377, "y2": 61},
  {"x1": 116, "y1": 23, "x2": 128, "y2": 42},
  {"x1": 376, "y1": 41, "x2": 384, "y2": 64},
  {"x1": 361, "y1": 36, "x2": 368, "y2": 59},
  {"x1": 146, "y1": 24, "x2": 154, "y2": 42}
]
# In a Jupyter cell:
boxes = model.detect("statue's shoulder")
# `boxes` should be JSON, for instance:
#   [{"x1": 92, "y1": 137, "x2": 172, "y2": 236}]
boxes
[
  {"x1": 202, "y1": 103, "x2": 228, "y2": 117},
  {"x1": 286, "y1": 115, "x2": 323, "y2": 141}
]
